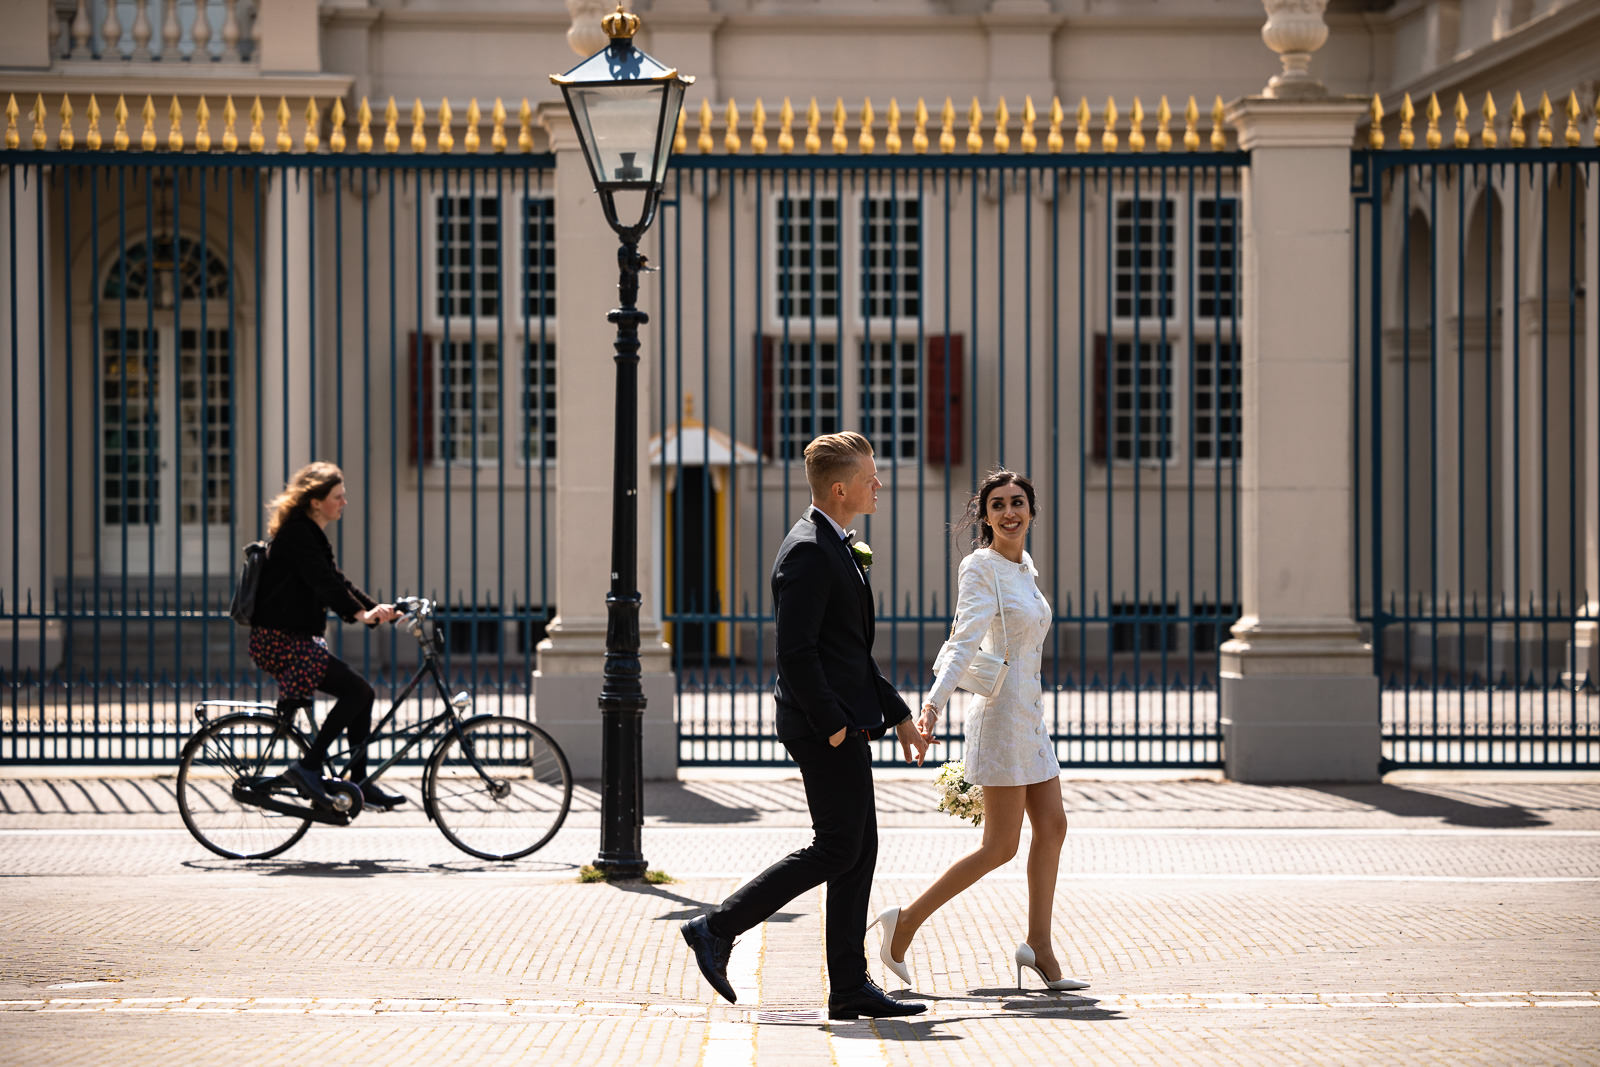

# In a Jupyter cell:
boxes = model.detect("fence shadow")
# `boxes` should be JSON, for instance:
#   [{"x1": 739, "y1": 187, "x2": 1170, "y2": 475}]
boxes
[{"x1": 1306, "y1": 784, "x2": 1550, "y2": 828}]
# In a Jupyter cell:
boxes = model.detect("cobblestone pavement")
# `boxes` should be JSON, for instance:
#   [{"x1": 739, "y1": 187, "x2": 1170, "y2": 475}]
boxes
[{"x1": 1, "y1": 772, "x2": 1598, "y2": 1065}]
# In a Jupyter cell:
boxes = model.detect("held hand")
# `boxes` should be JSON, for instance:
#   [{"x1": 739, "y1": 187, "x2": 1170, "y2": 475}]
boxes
[
  {"x1": 896, "y1": 719, "x2": 930, "y2": 766},
  {"x1": 916, "y1": 702, "x2": 940, "y2": 740},
  {"x1": 828, "y1": 726, "x2": 848, "y2": 748}
]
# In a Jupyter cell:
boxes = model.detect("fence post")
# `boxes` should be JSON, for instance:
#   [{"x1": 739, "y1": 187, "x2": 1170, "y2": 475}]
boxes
[
  {"x1": 1219, "y1": 3, "x2": 1378, "y2": 782},
  {"x1": 530, "y1": 102, "x2": 677, "y2": 780},
  {"x1": 1577, "y1": 183, "x2": 1600, "y2": 687}
]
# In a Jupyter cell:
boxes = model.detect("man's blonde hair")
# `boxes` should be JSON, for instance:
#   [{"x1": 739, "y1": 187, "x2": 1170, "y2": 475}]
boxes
[{"x1": 803, "y1": 431, "x2": 873, "y2": 499}]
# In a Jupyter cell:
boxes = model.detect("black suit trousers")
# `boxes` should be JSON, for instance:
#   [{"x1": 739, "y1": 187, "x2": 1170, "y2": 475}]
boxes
[{"x1": 707, "y1": 730, "x2": 877, "y2": 993}]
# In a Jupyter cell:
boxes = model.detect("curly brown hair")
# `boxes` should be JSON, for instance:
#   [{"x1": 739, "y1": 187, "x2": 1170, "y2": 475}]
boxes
[
  {"x1": 265, "y1": 461, "x2": 344, "y2": 538},
  {"x1": 961, "y1": 468, "x2": 1038, "y2": 548}
]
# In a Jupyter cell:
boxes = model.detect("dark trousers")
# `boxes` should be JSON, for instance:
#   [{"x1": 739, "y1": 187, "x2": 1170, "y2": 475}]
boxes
[
  {"x1": 306, "y1": 655, "x2": 376, "y2": 779},
  {"x1": 707, "y1": 730, "x2": 878, "y2": 993}
]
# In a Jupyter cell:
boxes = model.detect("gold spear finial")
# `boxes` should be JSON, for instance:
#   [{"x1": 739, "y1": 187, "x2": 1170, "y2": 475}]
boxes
[
  {"x1": 1536, "y1": 91, "x2": 1552, "y2": 147},
  {"x1": 384, "y1": 97, "x2": 400, "y2": 152},
  {"x1": 114, "y1": 95, "x2": 130, "y2": 150},
  {"x1": 858, "y1": 98, "x2": 875, "y2": 154},
  {"x1": 1101, "y1": 96, "x2": 1118, "y2": 152},
  {"x1": 805, "y1": 97, "x2": 821, "y2": 154},
  {"x1": 58, "y1": 95, "x2": 76, "y2": 150},
  {"x1": 1128, "y1": 97, "x2": 1146, "y2": 152},
  {"x1": 939, "y1": 97, "x2": 956, "y2": 153},
  {"x1": 1508, "y1": 91, "x2": 1526, "y2": 147},
  {"x1": 726, "y1": 98, "x2": 742, "y2": 153},
  {"x1": 1155, "y1": 96, "x2": 1172, "y2": 152},
  {"x1": 778, "y1": 97, "x2": 795, "y2": 154},
  {"x1": 1565, "y1": 90, "x2": 1581, "y2": 147},
  {"x1": 410, "y1": 99, "x2": 427, "y2": 153},
  {"x1": 329, "y1": 98, "x2": 346, "y2": 152},
  {"x1": 195, "y1": 97, "x2": 212, "y2": 152},
  {"x1": 1074, "y1": 96, "x2": 1090, "y2": 153},
  {"x1": 249, "y1": 96, "x2": 265, "y2": 151},
  {"x1": 490, "y1": 98, "x2": 507, "y2": 153},
  {"x1": 1593, "y1": 89, "x2": 1599, "y2": 146},
  {"x1": 1398, "y1": 93, "x2": 1415, "y2": 149},
  {"x1": 31, "y1": 94, "x2": 48, "y2": 150},
  {"x1": 303, "y1": 98, "x2": 320, "y2": 152},
  {"x1": 696, "y1": 98, "x2": 713, "y2": 153},
  {"x1": 967, "y1": 98, "x2": 984, "y2": 153},
  {"x1": 436, "y1": 98, "x2": 453, "y2": 152},
  {"x1": 885, "y1": 98, "x2": 901, "y2": 154},
  {"x1": 1021, "y1": 96, "x2": 1037, "y2": 154},
  {"x1": 831, "y1": 97, "x2": 848, "y2": 153},
  {"x1": 275, "y1": 97, "x2": 292, "y2": 152},
  {"x1": 912, "y1": 98, "x2": 929, "y2": 154},
  {"x1": 222, "y1": 95, "x2": 237, "y2": 152},
  {"x1": 993, "y1": 98, "x2": 1010, "y2": 154},
  {"x1": 1480, "y1": 92, "x2": 1497, "y2": 148},
  {"x1": 3, "y1": 95, "x2": 18, "y2": 150},
  {"x1": 464, "y1": 98, "x2": 480, "y2": 153},
  {"x1": 751, "y1": 98, "x2": 768, "y2": 154},
  {"x1": 141, "y1": 95, "x2": 158, "y2": 151},
  {"x1": 673, "y1": 105, "x2": 686, "y2": 153},
  {"x1": 86, "y1": 95, "x2": 102, "y2": 151},
  {"x1": 1210, "y1": 95, "x2": 1226, "y2": 150},
  {"x1": 1182, "y1": 95, "x2": 1201, "y2": 152},
  {"x1": 1367, "y1": 94, "x2": 1384, "y2": 149},
  {"x1": 1452, "y1": 93, "x2": 1469, "y2": 148},
  {"x1": 1047, "y1": 96, "x2": 1064, "y2": 153},
  {"x1": 518, "y1": 98, "x2": 534, "y2": 152},
  {"x1": 1424, "y1": 92, "x2": 1441, "y2": 149},
  {"x1": 357, "y1": 98, "x2": 373, "y2": 153}
]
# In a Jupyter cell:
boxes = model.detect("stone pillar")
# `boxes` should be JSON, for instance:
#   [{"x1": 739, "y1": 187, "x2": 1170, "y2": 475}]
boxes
[
  {"x1": 982, "y1": 0, "x2": 1056, "y2": 107},
  {"x1": 532, "y1": 103, "x2": 675, "y2": 780},
  {"x1": 255, "y1": 0, "x2": 321, "y2": 73},
  {"x1": 1219, "y1": 1, "x2": 1378, "y2": 783},
  {"x1": 258, "y1": 172, "x2": 313, "y2": 489}
]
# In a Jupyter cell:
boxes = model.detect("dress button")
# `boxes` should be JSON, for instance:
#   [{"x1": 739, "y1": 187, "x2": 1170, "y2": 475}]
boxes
[{"x1": 1038, "y1": 748, "x2": 1049, "y2": 758}]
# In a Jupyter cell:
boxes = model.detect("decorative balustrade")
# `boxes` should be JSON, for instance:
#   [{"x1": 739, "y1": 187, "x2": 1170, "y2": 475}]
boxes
[{"x1": 47, "y1": 0, "x2": 258, "y2": 64}]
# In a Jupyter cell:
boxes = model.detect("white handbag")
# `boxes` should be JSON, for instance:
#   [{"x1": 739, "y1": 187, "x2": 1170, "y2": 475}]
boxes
[{"x1": 952, "y1": 564, "x2": 1011, "y2": 699}]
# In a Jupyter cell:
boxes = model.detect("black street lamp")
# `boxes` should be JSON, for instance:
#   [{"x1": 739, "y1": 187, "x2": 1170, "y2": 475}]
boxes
[{"x1": 552, "y1": 4, "x2": 692, "y2": 881}]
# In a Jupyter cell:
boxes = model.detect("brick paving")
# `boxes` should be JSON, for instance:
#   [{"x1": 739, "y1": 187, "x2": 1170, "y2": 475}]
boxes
[{"x1": 1, "y1": 771, "x2": 1598, "y2": 1065}]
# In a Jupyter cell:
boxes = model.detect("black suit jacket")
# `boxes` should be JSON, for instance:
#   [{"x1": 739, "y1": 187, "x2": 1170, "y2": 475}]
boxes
[{"x1": 772, "y1": 506, "x2": 912, "y2": 742}]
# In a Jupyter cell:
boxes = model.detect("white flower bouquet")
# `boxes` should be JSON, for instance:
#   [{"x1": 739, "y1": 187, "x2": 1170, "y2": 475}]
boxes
[{"x1": 935, "y1": 760, "x2": 984, "y2": 827}]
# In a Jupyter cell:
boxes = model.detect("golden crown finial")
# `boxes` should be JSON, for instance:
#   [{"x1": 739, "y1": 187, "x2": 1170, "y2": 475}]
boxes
[
  {"x1": 1074, "y1": 96, "x2": 1090, "y2": 153},
  {"x1": 303, "y1": 98, "x2": 321, "y2": 152},
  {"x1": 601, "y1": 3, "x2": 639, "y2": 40},
  {"x1": 1155, "y1": 96, "x2": 1172, "y2": 152},
  {"x1": 725, "y1": 99, "x2": 742, "y2": 153},
  {"x1": 939, "y1": 97, "x2": 955, "y2": 153},
  {"x1": 141, "y1": 95, "x2": 158, "y2": 151},
  {"x1": 330, "y1": 98, "x2": 347, "y2": 153},
  {"x1": 221, "y1": 95, "x2": 237, "y2": 152},
  {"x1": 992, "y1": 98, "x2": 1010, "y2": 154},
  {"x1": 1367, "y1": 94, "x2": 1384, "y2": 149},
  {"x1": 858, "y1": 98, "x2": 875, "y2": 154},
  {"x1": 885, "y1": 98, "x2": 901, "y2": 155},
  {"x1": 3, "y1": 95, "x2": 18, "y2": 150},
  {"x1": 1536, "y1": 91, "x2": 1552, "y2": 147},
  {"x1": 805, "y1": 97, "x2": 821, "y2": 154},
  {"x1": 357, "y1": 98, "x2": 373, "y2": 153},
  {"x1": 86, "y1": 95, "x2": 102, "y2": 151},
  {"x1": 464, "y1": 98, "x2": 480, "y2": 153},
  {"x1": 751, "y1": 98, "x2": 768, "y2": 154},
  {"x1": 673, "y1": 105, "x2": 686, "y2": 153},
  {"x1": 384, "y1": 97, "x2": 400, "y2": 153},
  {"x1": 1181, "y1": 95, "x2": 1200, "y2": 152},
  {"x1": 114, "y1": 95, "x2": 130, "y2": 151},
  {"x1": 778, "y1": 97, "x2": 794, "y2": 154},
  {"x1": 1020, "y1": 96, "x2": 1037, "y2": 154},
  {"x1": 1452, "y1": 92, "x2": 1469, "y2": 148},
  {"x1": 913, "y1": 98, "x2": 930, "y2": 154},
  {"x1": 1209, "y1": 95, "x2": 1226, "y2": 150},
  {"x1": 32, "y1": 94, "x2": 48, "y2": 150},
  {"x1": 696, "y1": 98, "x2": 713, "y2": 153},
  {"x1": 518, "y1": 98, "x2": 534, "y2": 152},
  {"x1": 490, "y1": 98, "x2": 507, "y2": 153},
  {"x1": 1128, "y1": 97, "x2": 1145, "y2": 152},
  {"x1": 1508, "y1": 91, "x2": 1526, "y2": 147},
  {"x1": 58, "y1": 95, "x2": 76, "y2": 151},
  {"x1": 831, "y1": 97, "x2": 848, "y2": 153},
  {"x1": 966, "y1": 97, "x2": 983, "y2": 153},
  {"x1": 274, "y1": 97, "x2": 291, "y2": 152},
  {"x1": 1565, "y1": 90, "x2": 1581, "y2": 147},
  {"x1": 165, "y1": 95, "x2": 183, "y2": 152},
  {"x1": 1398, "y1": 92, "x2": 1415, "y2": 149},
  {"x1": 410, "y1": 99, "x2": 427, "y2": 153},
  {"x1": 1101, "y1": 96, "x2": 1118, "y2": 152},
  {"x1": 1480, "y1": 92, "x2": 1497, "y2": 148},
  {"x1": 194, "y1": 97, "x2": 211, "y2": 152},
  {"x1": 1047, "y1": 96, "x2": 1064, "y2": 153},
  {"x1": 1424, "y1": 92, "x2": 1441, "y2": 149},
  {"x1": 436, "y1": 98, "x2": 454, "y2": 152}
]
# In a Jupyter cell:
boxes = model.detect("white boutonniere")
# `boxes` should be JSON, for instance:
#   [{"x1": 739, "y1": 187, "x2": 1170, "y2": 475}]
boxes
[{"x1": 850, "y1": 541, "x2": 873, "y2": 571}]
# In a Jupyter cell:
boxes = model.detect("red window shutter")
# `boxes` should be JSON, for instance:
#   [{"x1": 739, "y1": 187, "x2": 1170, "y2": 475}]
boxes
[
  {"x1": 926, "y1": 333, "x2": 963, "y2": 466},
  {"x1": 757, "y1": 334, "x2": 776, "y2": 459},
  {"x1": 407, "y1": 331, "x2": 435, "y2": 465},
  {"x1": 1091, "y1": 333, "x2": 1108, "y2": 464}
]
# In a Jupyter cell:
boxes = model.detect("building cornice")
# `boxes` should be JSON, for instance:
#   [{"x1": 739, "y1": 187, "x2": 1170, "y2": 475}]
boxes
[{"x1": 0, "y1": 71, "x2": 355, "y2": 101}]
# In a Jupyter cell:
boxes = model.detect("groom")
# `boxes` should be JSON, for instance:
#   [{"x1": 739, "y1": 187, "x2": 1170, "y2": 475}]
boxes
[{"x1": 681, "y1": 431, "x2": 929, "y2": 1019}]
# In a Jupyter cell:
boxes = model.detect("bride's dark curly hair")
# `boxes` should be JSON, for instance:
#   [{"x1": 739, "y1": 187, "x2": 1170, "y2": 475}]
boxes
[{"x1": 959, "y1": 468, "x2": 1038, "y2": 548}]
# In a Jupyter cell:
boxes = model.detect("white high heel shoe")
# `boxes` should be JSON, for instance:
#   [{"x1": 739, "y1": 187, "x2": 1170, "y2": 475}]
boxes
[
  {"x1": 867, "y1": 907, "x2": 913, "y2": 987},
  {"x1": 1014, "y1": 942, "x2": 1090, "y2": 991}
]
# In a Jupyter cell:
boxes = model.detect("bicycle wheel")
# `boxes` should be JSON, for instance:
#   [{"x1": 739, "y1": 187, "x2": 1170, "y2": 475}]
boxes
[
  {"x1": 426, "y1": 715, "x2": 572, "y2": 861},
  {"x1": 177, "y1": 713, "x2": 314, "y2": 860}
]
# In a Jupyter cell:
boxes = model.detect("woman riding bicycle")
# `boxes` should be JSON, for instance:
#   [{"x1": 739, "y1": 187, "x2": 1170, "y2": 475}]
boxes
[{"x1": 249, "y1": 461, "x2": 405, "y2": 809}]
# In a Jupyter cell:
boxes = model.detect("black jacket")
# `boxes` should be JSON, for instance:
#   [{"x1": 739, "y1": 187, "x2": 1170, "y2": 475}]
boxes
[
  {"x1": 250, "y1": 510, "x2": 377, "y2": 636},
  {"x1": 771, "y1": 506, "x2": 912, "y2": 742}
]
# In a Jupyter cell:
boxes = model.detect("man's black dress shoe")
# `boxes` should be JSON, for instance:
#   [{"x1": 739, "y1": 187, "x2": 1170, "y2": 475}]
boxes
[
  {"x1": 680, "y1": 915, "x2": 737, "y2": 1004},
  {"x1": 359, "y1": 781, "x2": 406, "y2": 809},
  {"x1": 827, "y1": 979, "x2": 928, "y2": 1020}
]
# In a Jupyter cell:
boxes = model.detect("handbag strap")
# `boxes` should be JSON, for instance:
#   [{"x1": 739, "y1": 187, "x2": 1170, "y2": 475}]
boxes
[{"x1": 989, "y1": 562, "x2": 1010, "y2": 663}]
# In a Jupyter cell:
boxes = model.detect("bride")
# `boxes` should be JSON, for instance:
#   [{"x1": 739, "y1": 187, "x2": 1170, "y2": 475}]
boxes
[{"x1": 872, "y1": 468, "x2": 1090, "y2": 992}]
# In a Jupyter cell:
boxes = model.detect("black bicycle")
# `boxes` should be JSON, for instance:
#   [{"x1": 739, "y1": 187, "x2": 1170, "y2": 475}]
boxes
[{"x1": 176, "y1": 596, "x2": 572, "y2": 862}]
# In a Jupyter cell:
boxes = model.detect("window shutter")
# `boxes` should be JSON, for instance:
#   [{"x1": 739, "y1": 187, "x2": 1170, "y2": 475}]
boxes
[
  {"x1": 926, "y1": 333, "x2": 963, "y2": 466},
  {"x1": 757, "y1": 334, "x2": 776, "y2": 459},
  {"x1": 1091, "y1": 333, "x2": 1108, "y2": 464},
  {"x1": 407, "y1": 331, "x2": 435, "y2": 465}
]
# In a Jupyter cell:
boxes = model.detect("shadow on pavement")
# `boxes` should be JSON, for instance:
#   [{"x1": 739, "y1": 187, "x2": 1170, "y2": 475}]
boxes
[
  {"x1": 1307, "y1": 784, "x2": 1551, "y2": 827},
  {"x1": 180, "y1": 857, "x2": 579, "y2": 877},
  {"x1": 641, "y1": 780, "x2": 763, "y2": 823},
  {"x1": 612, "y1": 880, "x2": 806, "y2": 926}
]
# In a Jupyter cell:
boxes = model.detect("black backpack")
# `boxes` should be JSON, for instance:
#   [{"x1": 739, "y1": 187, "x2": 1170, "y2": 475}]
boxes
[{"x1": 228, "y1": 540, "x2": 269, "y2": 627}]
